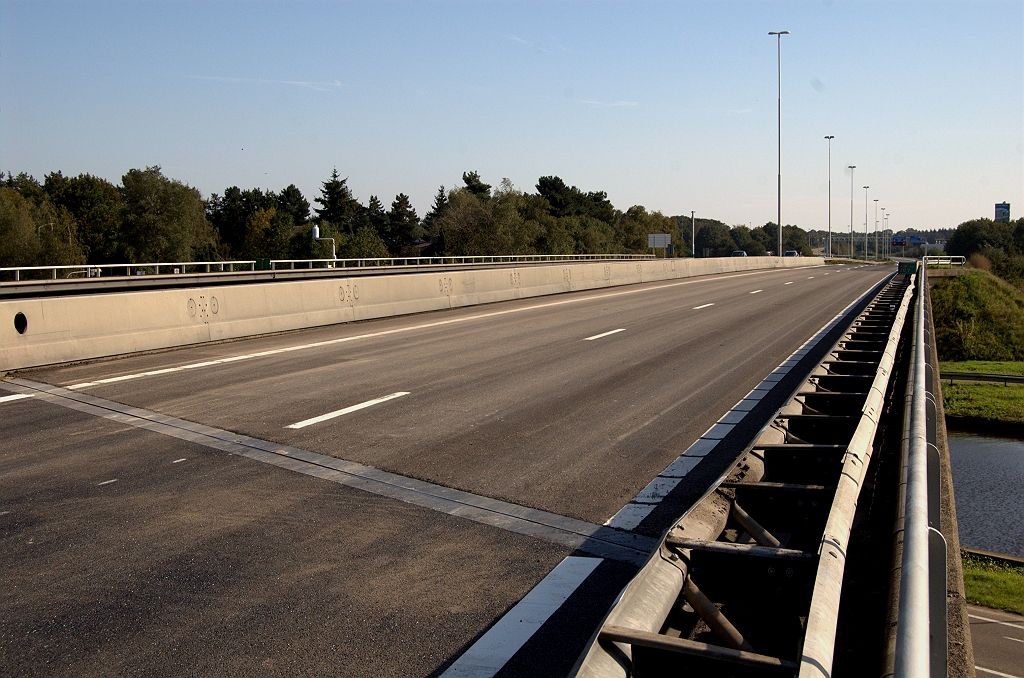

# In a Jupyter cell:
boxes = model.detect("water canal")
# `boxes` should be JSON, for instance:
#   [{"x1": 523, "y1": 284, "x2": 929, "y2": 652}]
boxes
[{"x1": 948, "y1": 432, "x2": 1024, "y2": 558}]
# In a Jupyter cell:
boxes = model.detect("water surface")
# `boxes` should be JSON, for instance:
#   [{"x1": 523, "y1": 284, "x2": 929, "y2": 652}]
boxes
[{"x1": 947, "y1": 432, "x2": 1024, "y2": 558}]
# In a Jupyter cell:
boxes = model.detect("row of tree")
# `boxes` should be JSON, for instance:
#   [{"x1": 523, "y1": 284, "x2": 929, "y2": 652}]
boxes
[
  {"x1": 945, "y1": 217, "x2": 1024, "y2": 287},
  {"x1": 1, "y1": 166, "x2": 817, "y2": 268}
]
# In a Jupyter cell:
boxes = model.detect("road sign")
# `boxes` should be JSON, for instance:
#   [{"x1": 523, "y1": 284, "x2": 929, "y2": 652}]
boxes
[{"x1": 647, "y1": 234, "x2": 671, "y2": 249}]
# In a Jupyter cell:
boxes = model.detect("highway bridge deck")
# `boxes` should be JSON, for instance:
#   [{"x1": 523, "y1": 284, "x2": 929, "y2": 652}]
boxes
[{"x1": 1, "y1": 264, "x2": 891, "y2": 676}]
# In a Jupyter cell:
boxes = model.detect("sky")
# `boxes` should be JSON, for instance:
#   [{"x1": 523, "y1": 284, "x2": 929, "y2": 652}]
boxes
[{"x1": 1, "y1": 0, "x2": 1022, "y2": 235}]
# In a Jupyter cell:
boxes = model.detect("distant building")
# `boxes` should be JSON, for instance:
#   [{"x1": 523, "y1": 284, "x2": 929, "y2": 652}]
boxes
[{"x1": 995, "y1": 202, "x2": 1010, "y2": 222}]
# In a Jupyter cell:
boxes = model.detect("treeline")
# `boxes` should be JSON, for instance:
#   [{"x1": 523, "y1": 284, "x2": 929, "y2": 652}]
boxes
[
  {"x1": 946, "y1": 217, "x2": 1024, "y2": 288},
  {"x1": 0, "y1": 166, "x2": 812, "y2": 267}
]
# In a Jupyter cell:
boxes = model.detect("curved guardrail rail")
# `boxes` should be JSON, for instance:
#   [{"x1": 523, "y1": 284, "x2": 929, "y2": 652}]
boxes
[
  {"x1": 572, "y1": 271, "x2": 917, "y2": 678},
  {"x1": 887, "y1": 264, "x2": 948, "y2": 678},
  {"x1": 0, "y1": 254, "x2": 655, "y2": 283}
]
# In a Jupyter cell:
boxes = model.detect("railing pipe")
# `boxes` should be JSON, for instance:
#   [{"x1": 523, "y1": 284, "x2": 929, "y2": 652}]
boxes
[{"x1": 894, "y1": 266, "x2": 930, "y2": 677}]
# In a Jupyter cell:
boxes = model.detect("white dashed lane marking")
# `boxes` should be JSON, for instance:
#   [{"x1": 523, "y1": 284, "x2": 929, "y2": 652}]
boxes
[
  {"x1": 97, "y1": 479, "x2": 118, "y2": 486},
  {"x1": 286, "y1": 392, "x2": 410, "y2": 429},
  {"x1": 693, "y1": 303, "x2": 714, "y2": 310},
  {"x1": 0, "y1": 393, "x2": 33, "y2": 404},
  {"x1": 584, "y1": 328, "x2": 626, "y2": 341},
  {"x1": 750, "y1": 290, "x2": 763, "y2": 294}
]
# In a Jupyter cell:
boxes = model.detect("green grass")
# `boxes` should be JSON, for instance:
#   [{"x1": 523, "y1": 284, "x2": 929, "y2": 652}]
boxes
[
  {"x1": 942, "y1": 383, "x2": 1024, "y2": 424},
  {"x1": 940, "y1": 360, "x2": 1024, "y2": 376},
  {"x1": 932, "y1": 269, "x2": 1024, "y2": 361},
  {"x1": 961, "y1": 550, "x2": 1024, "y2": 614}
]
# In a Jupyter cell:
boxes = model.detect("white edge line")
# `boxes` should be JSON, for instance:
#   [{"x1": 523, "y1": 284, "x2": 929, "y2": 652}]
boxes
[
  {"x1": 969, "y1": 613, "x2": 1024, "y2": 630},
  {"x1": 583, "y1": 328, "x2": 626, "y2": 341},
  {"x1": 975, "y1": 667, "x2": 1021, "y2": 678},
  {"x1": 440, "y1": 556, "x2": 603, "y2": 677},
  {"x1": 693, "y1": 303, "x2": 714, "y2": 310},
  {"x1": 0, "y1": 393, "x2": 34, "y2": 403},
  {"x1": 286, "y1": 392, "x2": 410, "y2": 429}
]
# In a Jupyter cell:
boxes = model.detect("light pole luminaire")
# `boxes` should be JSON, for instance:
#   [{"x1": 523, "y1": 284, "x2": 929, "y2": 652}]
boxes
[
  {"x1": 825, "y1": 136, "x2": 834, "y2": 256},
  {"x1": 848, "y1": 166, "x2": 856, "y2": 258},
  {"x1": 769, "y1": 30, "x2": 789, "y2": 257}
]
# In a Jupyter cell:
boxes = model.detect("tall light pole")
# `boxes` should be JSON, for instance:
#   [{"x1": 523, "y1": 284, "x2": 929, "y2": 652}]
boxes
[
  {"x1": 769, "y1": 30, "x2": 789, "y2": 257},
  {"x1": 881, "y1": 207, "x2": 887, "y2": 259},
  {"x1": 825, "y1": 136, "x2": 834, "y2": 256},
  {"x1": 873, "y1": 199, "x2": 879, "y2": 260},
  {"x1": 848, "y1": 166, "x2": 856, "y2": 258},
  {"x1": 863, "y1": 186, "x2": 870, "y2": 261},
  {"x1": 691, "y1": 210, "x2": 696, "y2": 257}
]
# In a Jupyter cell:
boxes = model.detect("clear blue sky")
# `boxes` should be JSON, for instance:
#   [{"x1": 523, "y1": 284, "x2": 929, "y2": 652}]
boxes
[{"x1": 2, "y1": 1, "x2": 1022, "y2": 234}]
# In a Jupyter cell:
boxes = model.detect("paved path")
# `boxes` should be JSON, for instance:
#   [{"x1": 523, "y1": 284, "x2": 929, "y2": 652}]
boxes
[{"x1": 969, "y1": 604, "x2": 1024, "y2": 678}]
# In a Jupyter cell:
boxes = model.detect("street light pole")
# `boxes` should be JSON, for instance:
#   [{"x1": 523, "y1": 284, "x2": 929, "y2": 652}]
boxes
[
  {"x1": 769, "y1": 30, "x2": 789, "y2": 257},
  {"x1": 873, "y1": 199, "x2": 879, "y2": 260},
  {"x1": 848, "y1": 166, "x2": 856, "y2": 258},
  {"x1": 863, "y1": 186, "x2": 870, "y2": 262},
  {"x1": 691, "y1": 210, "x2": 696, "y2": 257},
  {"x1": 881, "y1": 207, "x2": 887, "y2": 260},
  {"x1": 825, "y1": 136, "x2": 834, "y2": 256}
]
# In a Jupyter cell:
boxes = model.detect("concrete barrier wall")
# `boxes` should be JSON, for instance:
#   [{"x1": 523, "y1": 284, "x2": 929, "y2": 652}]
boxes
[{"x1": 1, "y1": 256, "x2": 823, "y2": 371}]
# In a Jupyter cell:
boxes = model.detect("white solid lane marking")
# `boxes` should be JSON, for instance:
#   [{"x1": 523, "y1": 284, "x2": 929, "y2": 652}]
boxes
[
  {"x1": 172, "y1": 458, "x2": 187, "y2": 464},
  {"x1": 693, "y1": 303, "x2": 714, "y2": 309},
  {"x1": 784, "y1": 281, "x2": 794, "y2": 285},
  {"x1": 584, "y1": 328, "x2": 626, "y2": 341},
  {"x1": 286, "y1": 391, "x2": 410, "y2": 429},
  {"x1": 65, "y1": 268, "x2": 799, "y2": 390},
  {"x1": 975, "y1": 667, "x2": 1021, "y2": 678},
  {"x1": 441, "y1": 556, "x2": 602, "y2": 677},
  {"x1": 1005, "y1": 636, "x2": 1024, "y2": 643},
  {"x1": 98, "y1": 479, "x2": 118, "y2": 486},
  {"x1": 0, "y1": 393, "x2": 33, "y2": 404},
  {"x1": 750, "y1": 289, "x2": 762, "y2": 294},
  {"x1": 970, "y1": 613, "x2": 1024, "y2": 630}
]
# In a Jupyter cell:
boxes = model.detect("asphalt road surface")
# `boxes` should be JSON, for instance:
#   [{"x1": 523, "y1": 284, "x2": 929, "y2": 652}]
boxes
[
  {"x1": 1, "y1": 263, "x2": 891, "y2": 677},
  {"x1": 968, "y1": 604, "x2": 1024, "y2": 678}
]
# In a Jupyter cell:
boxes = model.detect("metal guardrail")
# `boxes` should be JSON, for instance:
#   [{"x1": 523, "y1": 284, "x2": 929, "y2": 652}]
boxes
[
  {"x1": 892, "y1": 264, "x2": 947, "y2": 678},
  {"x1": 0, "y1": 254, "x2": 656, "y2": 283},
  {"x1": 922, "y1": 255, "x2": 965, "y2": 269},
  {"x1": 572, "y1": 271, "x2": 914, "y2": 677},
  {"x1": 941, "y1": 372, "x2": 1024, "y2": 385}
]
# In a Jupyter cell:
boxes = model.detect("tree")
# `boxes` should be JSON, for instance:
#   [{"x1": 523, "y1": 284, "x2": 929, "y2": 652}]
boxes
[
  {"x1": 695, "y1": 220, "x2": 736, "y2": 257},
  {"x1": 207, "y1": 186, "x2": 275, "y2": 257},
  {"x1": 366, "y1": 195, "x2": 388, "y2": 243},
  {"x1": 384, "y1": 193, "x2": 420, "y2": 255},
  {"x1": 43, "y1": 172, "x2": 125, "y2": 263},
  {"x1": 462, "y1": 171, "x2": 491, "y2": 199},
  {"x1": 0, "y1": 187, "x2": 85, "y2": 268},
  {"x1": 0, "y1": 188, "x2": 41, "y2": 266},
  {"x1": 315, "y1": 168, "x2": 360, "y2": 232},
  {"x1": 276, "y1": 184, "x2": 310, "y2": 227},
  {"x1": 421, "y1": 185, "x2": 448, "y2": 254},
  {"x1": 730, "y1": 225, "x2": 767, "y2": 256},
  {"x1": 536, "y1": 176, "x2": 616, "y2": 224},
  {"x1": 120, "y1": 166, "x2": 215, "y2": 263},
  {"x1": 2, "y1": 172, "x2": 46, "y2": 206}
]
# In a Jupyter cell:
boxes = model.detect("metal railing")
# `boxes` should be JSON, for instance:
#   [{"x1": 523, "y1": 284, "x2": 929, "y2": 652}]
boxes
[
  {"x1": 0, "y1": 253, "x2": 656, "y2": 283},
  {"x1": 922, "y1": 255, "x2": 965, "y2": 268},
  {"x1": 892, "y1": 263, "x2": 947, "y2": 678}
]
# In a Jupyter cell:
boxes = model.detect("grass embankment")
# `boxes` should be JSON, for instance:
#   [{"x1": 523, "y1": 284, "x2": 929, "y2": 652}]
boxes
[
  {"x1": 931, "y1": 269, "x2": 1024, "y2": 361},
  {"x1": 933, "y1": 272, "x2": 1024, "y2": 430},
  {"x1": 961, "y1": 550, "x2": 1024, "y2": 615}
]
